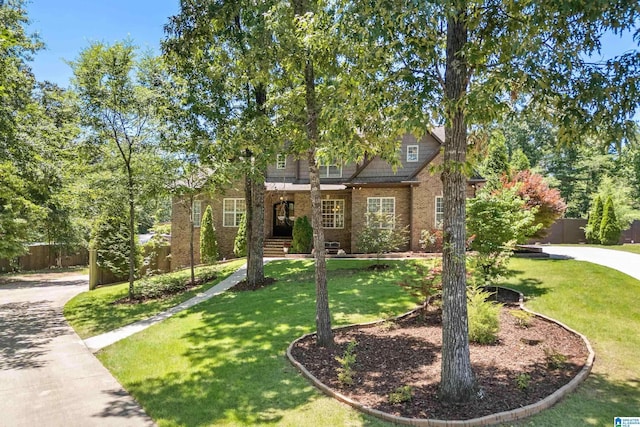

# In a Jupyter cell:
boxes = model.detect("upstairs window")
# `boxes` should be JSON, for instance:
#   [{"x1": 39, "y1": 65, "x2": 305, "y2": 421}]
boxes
[
  {"x1": 407, "y1": 145, "x2": 419, "y2": 162},
  {"x1": 276, "y1": 154, "x2": 286, "y2": 169},
  {"x1": 320, "y1": 163, "x2": 342, "y2": 178}
]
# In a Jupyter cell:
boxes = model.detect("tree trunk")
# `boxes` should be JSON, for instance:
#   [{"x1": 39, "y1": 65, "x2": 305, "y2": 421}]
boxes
[
  {"x1": 247, "y1": 169, "x2": 265, "y2": 286},
  {"x1": 292, "y1": 0, "x2": 333, "y2": 347},
  {"x1": 439, "y1": 6, "x2": 476, "y2": 402},
  {"x1": 189, "y1": 196, "x2": 195, "y2": 286},
  {"x1": 308, "y1": 148, "x2": 333, "y2": 347},
  {"x1": 127, "y1": 168, "x2": 136, "y2": 301},
  {"x1": 246, "y1": 83, "x2": 267, "y2": 286},
  {"x1": 244, "y1": 171, "x2": 253, "y2": 270}
]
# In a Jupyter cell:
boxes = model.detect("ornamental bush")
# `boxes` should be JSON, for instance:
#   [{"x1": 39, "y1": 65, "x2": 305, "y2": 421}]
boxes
[
  {"x1": 501, "y1": 170, "x2": 567, "y2": 238},
  {"x1": 467, "y1": 187, "x2": 538, "y2": 284},
  {"x1": 199, "y1": 205, "x2": 219, "y2": 264},
  {"x1": 584, "y1": 195, "x2": 603, "y2": 244},
  {"x1": 467, "y1": 285, "x2": 501, "y2": 344},
  {"x1": 92, "y1": 202, "x2": 141, "y2": 278},
  {"x1": 600, "y1": 196, "x2": 621, "y2": 245},
  {"x1": 233, "y1": 213, "x2": 247, "y2": 257},
  {"x1": 356, "y1": 213, "x2": 409, "y2": 264},
  {"x1": 291, "y1": 216, "x2": 313, "y2": 254}
]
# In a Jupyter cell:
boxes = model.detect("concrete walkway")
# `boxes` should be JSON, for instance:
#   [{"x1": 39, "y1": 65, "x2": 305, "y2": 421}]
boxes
[
  {"x1": 541, "y1": 245, "x2": 640, "y2": 281},
  {"x1": 84, "y1": 262, "x2": 251, "y2": 352},
  {"x1": 0, "y1": 273, "x2": 154, "y2": 427}
]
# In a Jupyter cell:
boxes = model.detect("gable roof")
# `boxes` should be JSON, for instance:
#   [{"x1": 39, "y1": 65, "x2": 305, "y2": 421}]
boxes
[{"x1": 347, "y1": 127, "x2": 445, "y2": 184}]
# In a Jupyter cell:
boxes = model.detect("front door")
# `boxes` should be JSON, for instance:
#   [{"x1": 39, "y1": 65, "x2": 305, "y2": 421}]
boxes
[{"x1": 273, "y1": 201, "x2": 294, "y2": 237}]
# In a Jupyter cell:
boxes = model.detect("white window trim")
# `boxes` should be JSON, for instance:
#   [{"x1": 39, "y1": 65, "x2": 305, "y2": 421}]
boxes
[
  {"x1": 223, "y1": 198, "x2": 245, "y2": 227},
  {"x1": 320, "y1": 163, "x2": 342, "y2": 178},
  {"x1": 276, "y1": 154, "x2": 286, "y2": 169},
  {"x1": 192, "y1": 200, "x2": 202, "y2": 227},
  {"x1": 435, "y1": 196, "x2": 444, "y2": 229},
  {"x1": 322, "y1": 199, "x2": 345, "y2": 229},
  {"x1": 366, "y1": 197, "x2": 396, "y2": 229},
  {"x1": 407, "y1": 145, "x2": 419, "y2": 162}
]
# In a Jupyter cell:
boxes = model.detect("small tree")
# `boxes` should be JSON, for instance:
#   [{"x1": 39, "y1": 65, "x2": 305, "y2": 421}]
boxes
[
  {"x1": 356, "y1": 213, "x2": 409, "y2": 267},
  {"x1": 199, "y1": 205, "x2": 218, "y2": 264},
  {"x1": 233, "y1": 213, "x2": 247, "y2": 258},
  {"x1": 92, "y1": 203, "x2": 141, "y2": 279},
  {"x1": 467, "y1": 187, "x2": 539, "y2": 284},
  {"x1": 501, "y1": 170, "x2": 567, "y2": 238},
  {"x1": 510, "y1": 149, "x2": 531, "y2": 173},
  {"x1": 584, "y1": 195, "x2": 603, "y2": 244},
  {"x1": 484, "y1": 131, "x2": 511, "y2": 179},
  {"x1": 600, "y1": 196, "x2": 621, "y2": 245},
  {"x1": 291, "y1": 216, "x2": 313, "y2": 254}
]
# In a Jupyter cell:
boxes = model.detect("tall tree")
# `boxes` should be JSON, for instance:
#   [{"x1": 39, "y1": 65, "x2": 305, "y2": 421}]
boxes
[
  {"x1": 72, "y1": 41, "x2": 168, "y2": 300},
  {"x1": 353, "y1": 0, "x2": 639, "y2": 401},
  {"x1": 24, "y1": 82, "x2": 84, "y2": 258},
  {"x1": 164, "y1": 0, "x2": 279, "y2": 287},
  {"x1": 266, "y1": 0, "x2": 400, "y2": 347},
  {"x1": 0, "y1": 0, "x2": 45, "y2": 258},
  {"x1": 169, "y1": 159, "x2": 211, "y2": 285}
]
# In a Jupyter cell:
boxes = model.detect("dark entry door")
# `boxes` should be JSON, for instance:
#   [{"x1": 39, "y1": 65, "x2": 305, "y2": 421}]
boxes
[{"x1": 273, "y1": 201, "x2": 294, "y2": 237}]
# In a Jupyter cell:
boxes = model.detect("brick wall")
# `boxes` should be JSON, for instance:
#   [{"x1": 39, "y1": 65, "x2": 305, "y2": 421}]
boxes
[
  {"x1": 411, "y1": 156, "x2": 444, "y2": 251},
  {"x1": 170, "y1": 195, "x2": 202, "y2": 270},
  {"x1": 351, "y1": 186, "x2": 411, "y2": 253}
]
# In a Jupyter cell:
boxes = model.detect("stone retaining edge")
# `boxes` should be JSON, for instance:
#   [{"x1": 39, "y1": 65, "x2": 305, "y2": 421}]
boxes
[{"x1": 285, "y1": 287, "x2": 595, "y2": 427}]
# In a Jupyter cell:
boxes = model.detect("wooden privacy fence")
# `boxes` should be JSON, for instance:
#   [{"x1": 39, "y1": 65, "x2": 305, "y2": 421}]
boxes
[
  {"x1": 89, "y1": 245, "x2": 172, "y2": 290},
  {"x1": 0, "y1": 244, "x2": 88, "y2": 273},
  {"x1": 531, "y1": 219, "x2": 640, "y2": 245}
]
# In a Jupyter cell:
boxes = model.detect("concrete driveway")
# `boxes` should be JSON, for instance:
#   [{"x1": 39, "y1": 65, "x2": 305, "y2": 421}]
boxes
[
  {"x1": 541, "y1": 245, "x2": 640, "y2": 281},
  {"x1": 0, "y1": 272, "x2": 154, "y2": 427}
]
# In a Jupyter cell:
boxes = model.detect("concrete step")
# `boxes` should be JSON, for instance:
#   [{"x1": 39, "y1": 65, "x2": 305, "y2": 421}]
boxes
[{"x1": 263, "y1": 239, "x2": 292, "y2": 257}]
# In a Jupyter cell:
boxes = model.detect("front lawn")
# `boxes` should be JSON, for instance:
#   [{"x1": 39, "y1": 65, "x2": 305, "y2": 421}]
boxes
[
  {"x1": 64, "y1": 260, "x2": 245, "y2": 339},
  {"x1": 502, "y1": 258, "x2": 640, "y2": 426},
  {"x1": 86, "y1": 257, "x2": 640, "y2": 426},
  {"x1": 96, "y1": 259, "x2": 420, "y2": 426}
]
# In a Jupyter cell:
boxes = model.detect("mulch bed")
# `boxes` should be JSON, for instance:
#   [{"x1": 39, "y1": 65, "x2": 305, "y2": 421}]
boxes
[
  {"x1": 112, "y1": 274, "x2": 218, "y2": 305},
  {"x1": 290, "y1": 305, "x2": 588, "y2": 421}
]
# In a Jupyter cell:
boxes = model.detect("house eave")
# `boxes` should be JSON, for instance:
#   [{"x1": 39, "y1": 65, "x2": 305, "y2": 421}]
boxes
[{"x1": 345, "y1": 181, "x2": 418, "y2": 188}]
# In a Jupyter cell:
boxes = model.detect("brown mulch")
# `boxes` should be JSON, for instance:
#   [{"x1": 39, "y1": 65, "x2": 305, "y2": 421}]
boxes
[
  {"x1": 290, "y1": 306, "x2": 588, "y2": 421},
  {"x1": 229, "y1": 277, "x2": 277, "y2": 292}
]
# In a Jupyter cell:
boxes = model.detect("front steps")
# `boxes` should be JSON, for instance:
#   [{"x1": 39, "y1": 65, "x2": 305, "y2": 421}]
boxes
[{"x1": 263, "y1": 238, "x2": 292, "y2": 257}]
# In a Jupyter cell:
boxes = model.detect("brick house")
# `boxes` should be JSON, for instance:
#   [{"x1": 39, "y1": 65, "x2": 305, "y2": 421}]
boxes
[{"x1": 171, "y1": 128, "x2": 482, "y2": 268}]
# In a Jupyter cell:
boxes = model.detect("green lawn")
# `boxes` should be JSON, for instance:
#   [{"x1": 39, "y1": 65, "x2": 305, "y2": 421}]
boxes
[
  {"x1": 64, "y1": 260, "x2": 245, "y2": 338},
  {"x1": 501, "y1": 258, "x2": 640, "y2": 426},
  {"x1": 96, "y1": 259, "x2": 420, "y2": 426},
  {"x1": 79, "y1": 257, "x2": 640, "y2": 426},
  {"x1": 561, "y1": 243, "x2": 640, "y2": 255}
]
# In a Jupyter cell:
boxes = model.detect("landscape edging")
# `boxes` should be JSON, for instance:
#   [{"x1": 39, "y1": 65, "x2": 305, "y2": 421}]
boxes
[{"x1": 286, "y1": 287, "x2": 595, "y2": 426}]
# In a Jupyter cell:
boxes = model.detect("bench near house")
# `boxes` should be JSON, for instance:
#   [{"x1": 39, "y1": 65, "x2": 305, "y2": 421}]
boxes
[{"x1": 170, "y1": 128, "x2": 482, "y2": 267}]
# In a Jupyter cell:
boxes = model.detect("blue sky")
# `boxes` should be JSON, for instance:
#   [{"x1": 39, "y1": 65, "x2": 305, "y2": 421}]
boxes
[
  {"x1": 26, "y1": 1, "x2": 638, "y2": 88},
  {"x1": 27, "y1": 0, "x2": 179, "y2": 86}
]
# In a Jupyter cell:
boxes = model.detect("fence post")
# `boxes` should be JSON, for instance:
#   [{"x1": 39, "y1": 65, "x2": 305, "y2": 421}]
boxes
[{"x1": 89, "y1": 249, "x2": 98, "y2": 290}]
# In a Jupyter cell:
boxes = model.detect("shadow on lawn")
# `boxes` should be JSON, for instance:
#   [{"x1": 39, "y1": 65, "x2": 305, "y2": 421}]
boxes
[
  {"x1": 122, "y1": 261, "x2": 415, "y2": 426},
  {"x1": 514, "y1": 373, "x2": 640, "y2": 425}
]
